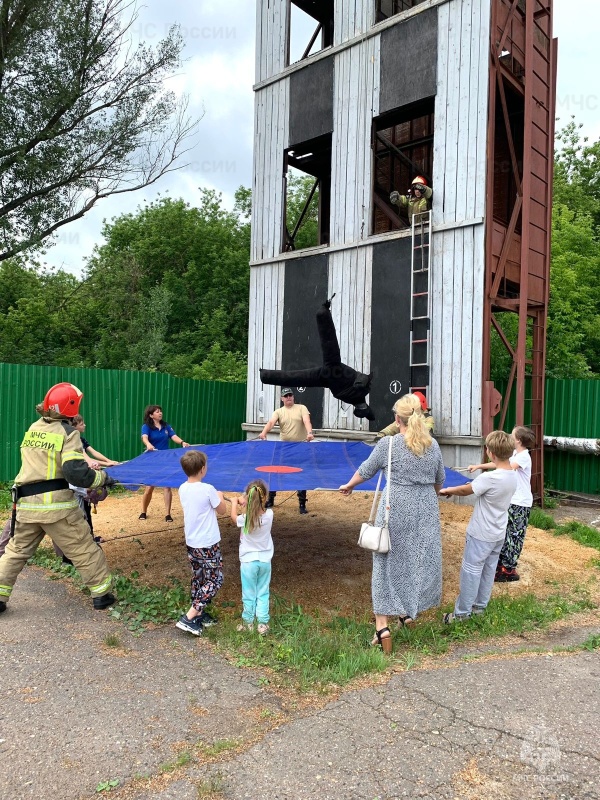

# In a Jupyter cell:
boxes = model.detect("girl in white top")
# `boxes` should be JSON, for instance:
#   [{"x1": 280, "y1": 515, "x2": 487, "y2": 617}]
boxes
[
  {"x1": 230, "y1": 479, "x2": 274, "y2": 635},
  {"x1": 468, "y1": 426, "x2": 535, "y2": 581}
]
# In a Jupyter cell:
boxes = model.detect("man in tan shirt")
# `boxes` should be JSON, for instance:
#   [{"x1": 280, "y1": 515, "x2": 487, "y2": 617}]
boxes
[{"x1": 259, "y1": 388, "x2": 314, "y2": 514}]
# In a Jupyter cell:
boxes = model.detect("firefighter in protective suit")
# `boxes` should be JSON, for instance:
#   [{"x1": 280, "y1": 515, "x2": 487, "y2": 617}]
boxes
[
  {"x1": 390, "y1": 175, "x2": 433, "y2": 224},
  {"x1": 0, "y1": 383, "x2": 115, "y2": 614}
]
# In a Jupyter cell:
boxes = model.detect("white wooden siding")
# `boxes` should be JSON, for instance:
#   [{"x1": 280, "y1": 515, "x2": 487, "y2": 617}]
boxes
[
  {"x1": 250, "y1": 78, "x2": 289, "y2": 262},
  {"x1": 430, "y1": 222, "x2": 485, "y2": 438},
  {"x1": 432, "y1": 0, "x2": 490, "y2": 225},
  {"x1": 331, "y1": 35, "x2": 380, "y2": 246},
  {"x1": 322, "y1": 247, "x2": 373, "y2": 431},
  {"x1": 246, "y1": 262, "x2": 286, "y2": 425},
  {"x1": 255, "y1": 0, "x2": 289, "y2": 83},
  {"x1": 428, "y1": 0, "x2": 490, "y2": 438},
  {"x1": 334, "y1": 0, "x2": 373, "y2": 46}
]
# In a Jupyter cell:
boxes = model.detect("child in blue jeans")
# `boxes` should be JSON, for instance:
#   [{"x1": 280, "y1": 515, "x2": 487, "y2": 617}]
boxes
[{"x1": 230, "y1": 479, "x2": 274, "y2": 635}]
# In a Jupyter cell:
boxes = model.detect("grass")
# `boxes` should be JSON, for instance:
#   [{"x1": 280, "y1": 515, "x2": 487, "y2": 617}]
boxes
[
  {"x1": 96, "y1": 779, "x2": 120, "y2": 793},
  {"x1": 552, "y1": 520, "x2": 600, "y2": 552},
  {"x1": 160, "y1": 750, "x2": 192, "y2": 773},
  {"x1": 27, "y1": 546, "x2": 597, "y2": 691},
  {"x1": 196, "y1": 773, "x2": 224, "y2": 798},
  {"x1": 529, "y1": 506, "x2": 556, "y2": 530},
  {"x1": 204, "y1": 591, "x2": 594, "y2": 690},
  {"x1": 581, "y1": 633, "x2": 600, "y2": 651},
  {"x1": 528, "y1": 510, "x2": 600, "y2": 553},
  {"x1": 198, "y1": 739, "x2": 240, "y2": 758},
  {"x1": 28, "y1": 546, "x2": 188, "y2": 630},
  {"x1": 0, "y1": 482, "x2": 12, "y2": 514},
  {"x1": 103, "y1": 633, "x2": 122, "y2": 648}
]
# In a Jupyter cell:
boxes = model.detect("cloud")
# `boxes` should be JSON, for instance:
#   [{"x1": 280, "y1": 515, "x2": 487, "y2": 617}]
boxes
[{"x1": 41, "y1": 0, "x2": 599, "y2": 275}]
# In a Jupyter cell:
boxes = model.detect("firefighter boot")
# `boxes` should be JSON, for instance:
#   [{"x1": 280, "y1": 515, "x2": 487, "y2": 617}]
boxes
[{"x1": 93, "y1": 593, "x2": 116, "y2": 610}]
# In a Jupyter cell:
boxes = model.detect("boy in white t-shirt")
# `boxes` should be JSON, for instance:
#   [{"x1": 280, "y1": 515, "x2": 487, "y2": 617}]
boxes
[
  {"x1": 440, "y1": 431, "x2": 517, "y2": 622},
  {"x1": 175, "y1": 450, "x2": 227, "y2": 636},
  {"x1": 467, "y1": 426, "x2": 535, "y2": 582},
  {"x1": 230, "y1": 479, "x2": 274, "y2": 635}
]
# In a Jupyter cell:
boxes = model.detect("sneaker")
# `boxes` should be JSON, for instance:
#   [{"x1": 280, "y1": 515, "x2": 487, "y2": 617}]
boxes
[
  {"x1": 236, "y1": 622, "x2": 253, "y2": 632},
  {"x1": 93, "y1": 592, "x2": 116, "y2": 610},
  {"x1": 176, "y1": 614, "x2": 203, "y2": 636},
  {"x1": 257, "y1": 623, "x2": 270, "y2": 636},
  {"x1": 495, "y1": 566, "x2": 520, "y2": 582},
  {"x1": 0, "y1": 600, "x2": 6, "y2": 613},
  {"x1": 199, "y1": 610, "x2": 217, "y2": 627},
  {"x1": 471, "y1": 605, "x2": 486, "y2": 615},
  {"x1": 443, "y1": 612, "x2": 469, "y2": 624},
  {"x1": 165, "y1": 514, "x2": 173, "y2": 522},
  {"x1": 138, "y1": 513, "x2": 147, "y2": 520}
]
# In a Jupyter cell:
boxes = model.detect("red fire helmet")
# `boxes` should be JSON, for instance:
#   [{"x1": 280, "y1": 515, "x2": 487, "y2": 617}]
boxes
[
  {"x1": 42, "y1": 383, "x2": 84, "y2": 417},
  {"x1": 412, "y1": 391, "x2": 428, "y2": 411}
]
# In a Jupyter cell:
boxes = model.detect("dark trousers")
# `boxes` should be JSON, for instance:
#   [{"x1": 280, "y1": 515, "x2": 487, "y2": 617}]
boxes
[{"x1": 268, "y1": 490, "x2": 307, "y2": 505}]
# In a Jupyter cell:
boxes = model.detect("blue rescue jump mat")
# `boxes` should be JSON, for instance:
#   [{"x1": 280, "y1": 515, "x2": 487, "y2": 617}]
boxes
[{"x1": 106, "y1": 440, "x2": 470, "y2": 493}]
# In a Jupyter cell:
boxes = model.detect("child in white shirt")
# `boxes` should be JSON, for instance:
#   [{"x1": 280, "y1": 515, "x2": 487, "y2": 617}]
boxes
[
  {"x1": 230, "y1": 479, "x2": 274, "y2": 635},
  {"x1": 176, "y1": 450, "x2": 227, "y2": 636},
  {"x1": 440, "y1": 431, "x2": 517, "y2": 621},
  {"x1": 467, "y1": 426, "x2": 535, "y2": 582}
]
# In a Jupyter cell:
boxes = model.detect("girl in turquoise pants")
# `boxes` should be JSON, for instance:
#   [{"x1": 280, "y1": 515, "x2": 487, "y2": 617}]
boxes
[{"x1": 230, "y1": 479, "x2": 274, "y2": 635}]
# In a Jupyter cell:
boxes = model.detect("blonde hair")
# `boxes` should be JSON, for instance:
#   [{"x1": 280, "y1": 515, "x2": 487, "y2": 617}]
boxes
[
  {"x1": 392, "y1": 395, "x2": 432, "y2": 456},
  {"x1": 243, "y1": 479, "x2": 268, "y2": 534},
  {"x1": 485, "y1": 430, "x2": 514, "y2": 461}
]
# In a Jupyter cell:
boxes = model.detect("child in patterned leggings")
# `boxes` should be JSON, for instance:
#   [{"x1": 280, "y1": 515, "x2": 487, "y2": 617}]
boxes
[
  {"x1": 176, "y1": 450, "x2": 228, "y2": 636},
  {"x1": 467, "y1": 426, "x2": 535, "y2": 582}
]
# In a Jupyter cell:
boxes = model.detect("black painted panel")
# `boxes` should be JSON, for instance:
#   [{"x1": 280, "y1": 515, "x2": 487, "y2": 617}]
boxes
[
  {"x1": 379, "y1": 7, "x2": 438, "y2": 115},
  {"x1": 281, "y1": 254, "x2": 329, "y2": 428},
  {"x1": 369, "y1": 238, "x2": 413, "y2": 430},
  {"x1": 289, "y1": 57, "x2": 334, "y2": 147}
]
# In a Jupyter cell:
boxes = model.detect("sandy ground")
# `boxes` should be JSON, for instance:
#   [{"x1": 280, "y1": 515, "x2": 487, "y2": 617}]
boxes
[{"x1": 84, "y1": 489, "x2": 600, "y2": 619}]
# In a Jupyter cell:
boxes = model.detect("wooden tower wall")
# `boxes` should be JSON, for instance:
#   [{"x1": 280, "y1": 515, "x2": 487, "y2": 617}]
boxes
[{"x1": 248, "y1": 0, "x2": 490, "y2": 463}]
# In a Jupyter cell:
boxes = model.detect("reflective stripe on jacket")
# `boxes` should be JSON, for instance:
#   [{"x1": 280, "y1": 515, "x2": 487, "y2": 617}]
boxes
[{"x1": 15, "y1": 418, "x2": 105, "y2": 523}]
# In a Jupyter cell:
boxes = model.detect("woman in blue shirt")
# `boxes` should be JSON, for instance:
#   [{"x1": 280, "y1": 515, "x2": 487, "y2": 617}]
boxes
[{"x1": 139, "y1": 405, "x2": 189, "y2": 522}]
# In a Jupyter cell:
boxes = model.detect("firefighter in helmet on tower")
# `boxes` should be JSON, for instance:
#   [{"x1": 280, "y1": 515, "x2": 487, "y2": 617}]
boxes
[
  {"x1": 390, "y1": 175, "x2": 433, "y2": 224},
  {"x1": 0, "y1": 383, "x2": 115, "y2": 614}
]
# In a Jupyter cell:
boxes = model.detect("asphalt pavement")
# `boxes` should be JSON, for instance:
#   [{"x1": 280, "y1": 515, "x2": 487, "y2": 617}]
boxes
[{"x1": 1, "y1": 567, "x2": 599, "y2": 800}]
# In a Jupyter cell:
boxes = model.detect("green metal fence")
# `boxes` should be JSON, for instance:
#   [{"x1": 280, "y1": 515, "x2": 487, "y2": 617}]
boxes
[
  {"x1": 495, "y1": 377, "x2": 600, "y2": 496},
  {"x1": 0, "y1": 363, "x2": 246, "y2": 482}
]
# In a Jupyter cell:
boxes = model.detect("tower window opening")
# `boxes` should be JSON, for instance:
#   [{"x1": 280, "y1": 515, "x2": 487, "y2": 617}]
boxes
[
  {"x1": 288, "y1": 1, "x2": 334, "y2": 65},
  {"x1": 371, "y1": 99, "x2": 434, "y2": 234},
  {"x1": 283, "y1": 134, "x2": 332, "y2": 251},
  {"x1": 375, "y1": 0, "x2": 427, "y2": 24}
]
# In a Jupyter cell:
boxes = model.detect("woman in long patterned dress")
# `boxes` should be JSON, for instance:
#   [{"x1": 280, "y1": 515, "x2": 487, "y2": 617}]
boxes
[{"x1": 339, "y1": 395, "x2": 445, "y2": 653}]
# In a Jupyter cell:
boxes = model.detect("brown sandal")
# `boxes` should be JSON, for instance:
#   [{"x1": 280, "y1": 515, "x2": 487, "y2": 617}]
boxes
[{"x1": 372, "y1": 627, "x2": 393, "y2": 654}]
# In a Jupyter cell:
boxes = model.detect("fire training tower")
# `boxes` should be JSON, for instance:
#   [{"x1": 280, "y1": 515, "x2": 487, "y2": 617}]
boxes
[{"x1": 244, "y1": 0, "x2": 556, "y2": 499}]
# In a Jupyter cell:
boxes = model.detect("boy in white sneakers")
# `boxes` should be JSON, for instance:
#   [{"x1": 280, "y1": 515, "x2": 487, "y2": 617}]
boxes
[
  {"x1": 176, "y1": 450, "x2": 227, "y2": 636},
  {"x1": 440, "y1": 431, "x2": 517, "y2": 622}
]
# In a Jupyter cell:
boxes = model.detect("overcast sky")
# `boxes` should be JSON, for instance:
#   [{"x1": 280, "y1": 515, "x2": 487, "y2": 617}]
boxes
[{"x1": 44, "y1": 0, "x2": 599, "y2": 276}]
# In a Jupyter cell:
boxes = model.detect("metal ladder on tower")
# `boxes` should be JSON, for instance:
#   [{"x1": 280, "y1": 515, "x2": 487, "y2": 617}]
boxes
[{"x1": 409, "y1": 210, "x2": 432, "y2": 395}]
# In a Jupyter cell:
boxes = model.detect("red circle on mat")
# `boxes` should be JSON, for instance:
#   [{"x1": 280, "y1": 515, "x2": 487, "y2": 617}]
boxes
[{"x1": 255, "y1": 465, "x2": 303, "y2": 474}]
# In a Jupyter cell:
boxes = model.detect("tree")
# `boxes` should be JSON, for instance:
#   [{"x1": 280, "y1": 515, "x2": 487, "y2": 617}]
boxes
[
  {"x1": 82, "y1": 190, "x2": 251, "y2": 377},
  {"x1": 285, "y1": 170, "x2": 320, "y2": 250},
  {"x1": 491, "y1": 121, "x2": 600, "y2": 383},
  {"x1": 0, "y1": 0, "x2": 197, "y2": 261}
]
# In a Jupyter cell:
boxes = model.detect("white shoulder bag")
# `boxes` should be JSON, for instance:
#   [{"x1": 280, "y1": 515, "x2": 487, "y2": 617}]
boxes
[{"x1": 357, "y1": 435, "x2": 393, "y2": 554}]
